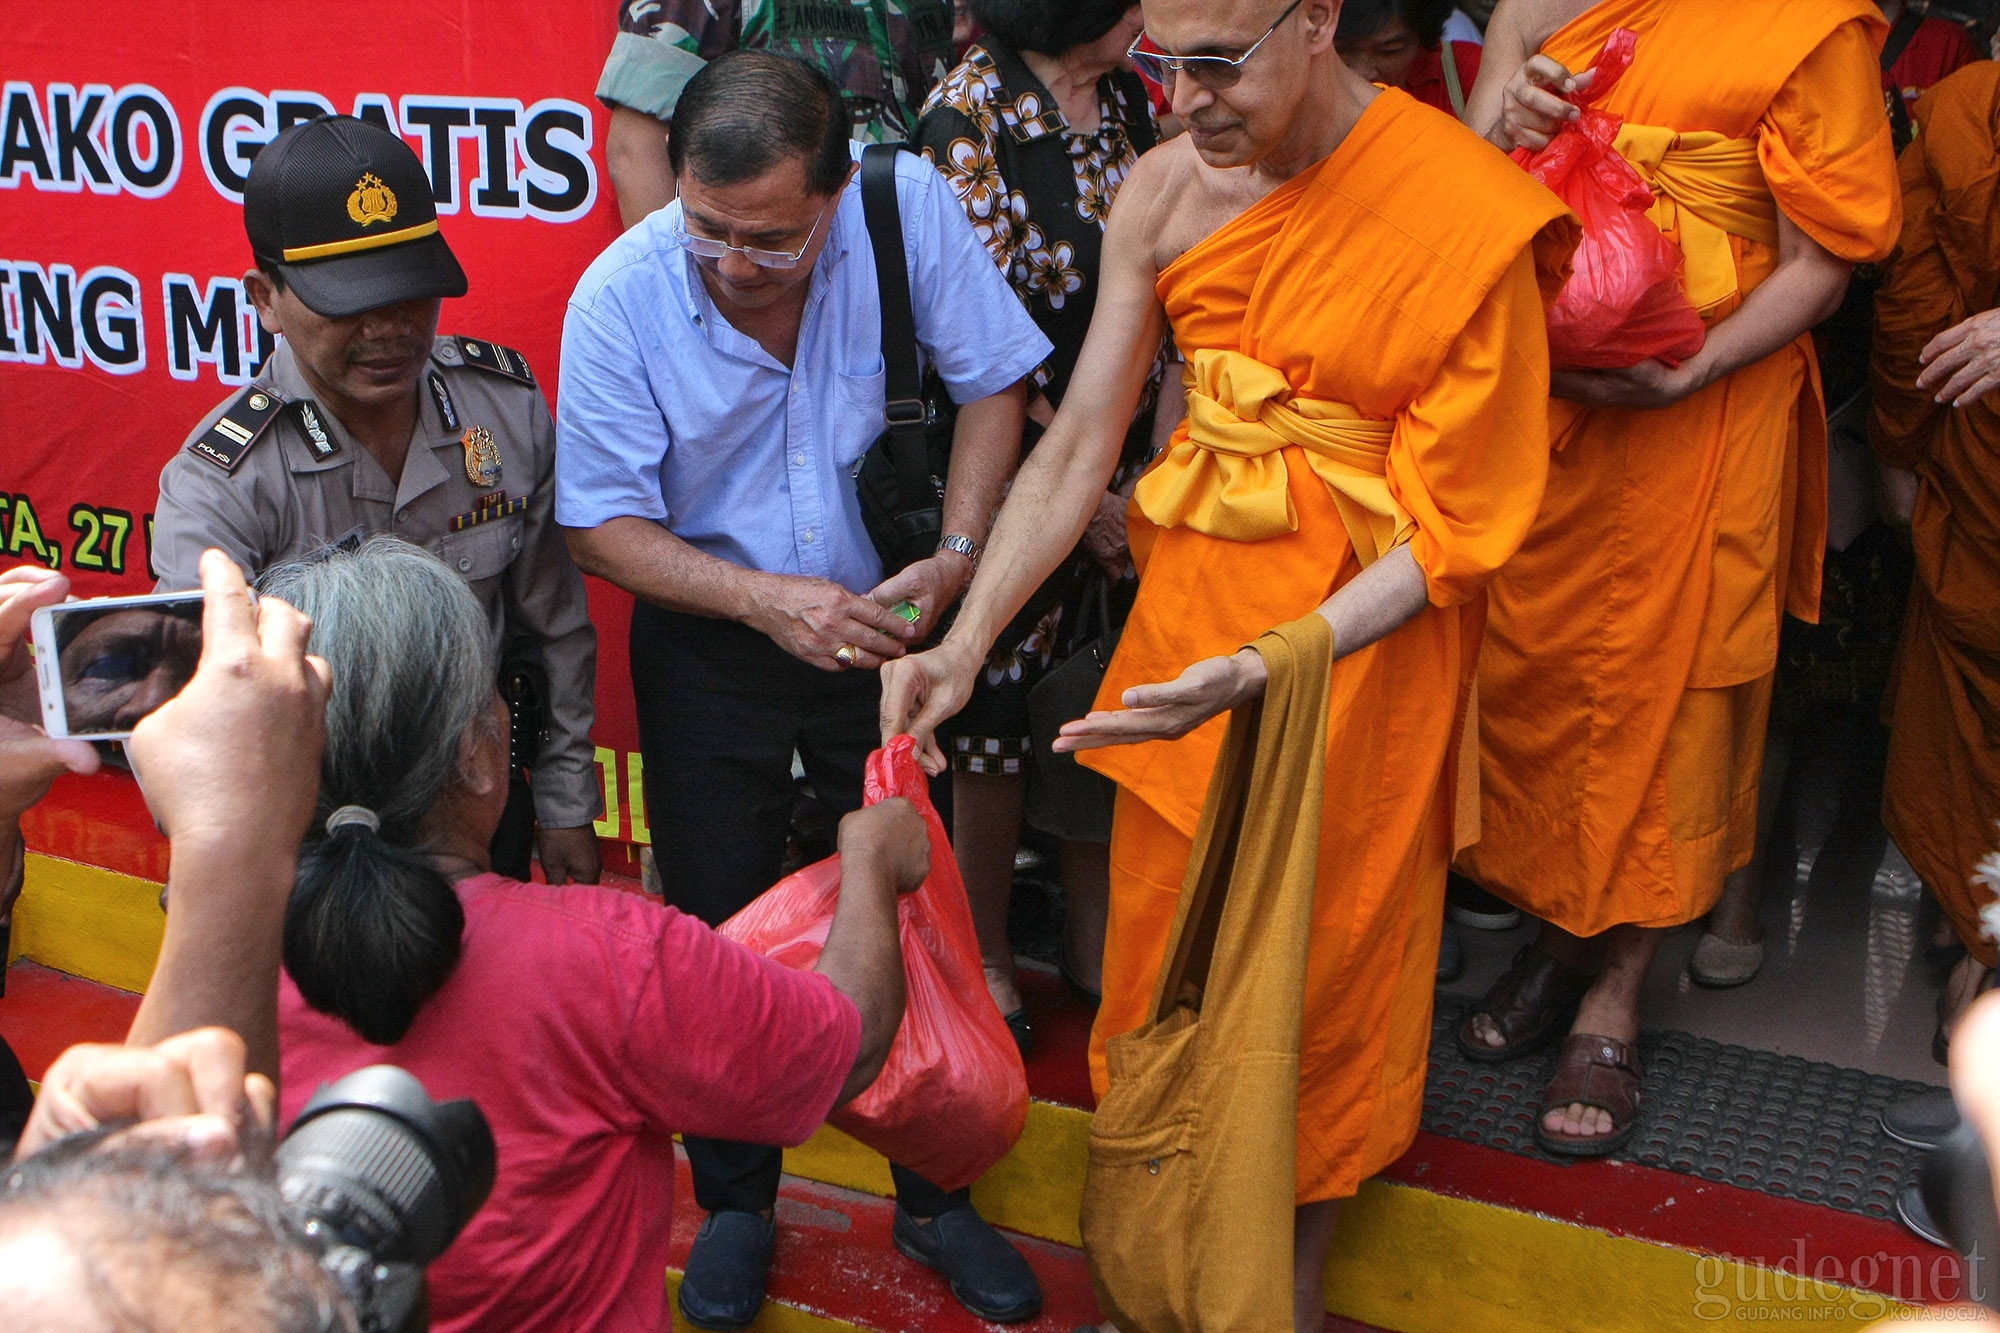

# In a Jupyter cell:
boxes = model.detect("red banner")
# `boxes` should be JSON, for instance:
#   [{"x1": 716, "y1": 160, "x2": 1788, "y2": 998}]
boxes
[{"x1": 1, "y1": 2, "x2": 657, "y2": 871}]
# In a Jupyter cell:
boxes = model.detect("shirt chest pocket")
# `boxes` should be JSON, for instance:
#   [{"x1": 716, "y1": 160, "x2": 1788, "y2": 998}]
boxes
[
  {"x1": 434, "y1": 514, "x2": 524, "y2": 587},
  {"x1": 830, "y1": 362, "x2": 888, "y2": 469}
]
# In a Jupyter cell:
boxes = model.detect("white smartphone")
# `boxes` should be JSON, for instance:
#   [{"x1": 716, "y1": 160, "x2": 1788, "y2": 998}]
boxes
[{"x1": 31, "y1": 590, "x2": 212, "y2": 741}]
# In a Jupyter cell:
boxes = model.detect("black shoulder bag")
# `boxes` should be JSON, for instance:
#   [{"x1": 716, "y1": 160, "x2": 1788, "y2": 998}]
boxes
[
  {"x1": 1881, "y1": 4, "x2": 1924, "y2": 154},
  {"x1": 854, "y1": 143, "x2": 957, "y2": 576}
]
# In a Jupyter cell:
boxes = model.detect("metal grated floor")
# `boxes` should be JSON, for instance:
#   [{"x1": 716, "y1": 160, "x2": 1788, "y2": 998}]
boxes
[{"x1": 1422, "y1": 994, "x2": 1942, "y2": 1220}]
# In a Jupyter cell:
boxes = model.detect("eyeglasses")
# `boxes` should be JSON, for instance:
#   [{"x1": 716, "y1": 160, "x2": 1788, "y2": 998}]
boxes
[
  {"x1": 675, "y1": 191, "x2": 839, "y2": 270},
  {"x1": 1128, "y1": 0, "x2": 1306, "y2": 91}
]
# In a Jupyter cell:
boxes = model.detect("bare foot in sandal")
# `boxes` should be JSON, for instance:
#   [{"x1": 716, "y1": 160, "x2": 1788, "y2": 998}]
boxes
[
  {"x1": 1457, "y1": 929, "x2": 1593, "y2": 1063},
  {"x1": 1539, "y1": 924, "x2": 1661, "y2": 1148}
]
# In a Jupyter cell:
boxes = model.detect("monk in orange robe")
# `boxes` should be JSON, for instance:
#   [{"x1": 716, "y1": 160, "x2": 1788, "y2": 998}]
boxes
[
  {"x1": 1872, "y1": 60, "x2": 2000, "y2": 1036},
  {"x1": 1456, "y1": 0, "x2": 1902, "y2": 1154},
  {"x1": 882, "y1": 0, "x2": 1575, "y2": 1321}
]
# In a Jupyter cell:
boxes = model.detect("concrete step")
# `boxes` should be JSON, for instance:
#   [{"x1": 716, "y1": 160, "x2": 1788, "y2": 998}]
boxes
[{"x1": 0, "y1": 854, "x2": 1953, "y2": 1331}]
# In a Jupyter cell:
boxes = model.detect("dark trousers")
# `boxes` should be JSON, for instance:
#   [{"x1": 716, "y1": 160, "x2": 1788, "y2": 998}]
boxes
[
  {"x1": 0, "y1": 1034, "x2": 33, "y2": 1151},
  {"x1": 629, "y1": 603, "x2": 969, "y2": 1219}
]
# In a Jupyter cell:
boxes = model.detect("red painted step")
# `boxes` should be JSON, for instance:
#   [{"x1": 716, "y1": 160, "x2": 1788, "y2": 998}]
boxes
[{"x1": 0, "y1": 959, "x2": 141, "y2": 1080}]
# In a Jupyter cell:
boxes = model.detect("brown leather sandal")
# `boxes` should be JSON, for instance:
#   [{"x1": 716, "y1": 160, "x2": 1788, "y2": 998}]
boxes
[
  {"x1": 1534, "y1": 1032, "x2": 1643, "y2": 1159},
  {"x1": 1455, "y1": 942, "x2": 1593, "y2": 1064}
]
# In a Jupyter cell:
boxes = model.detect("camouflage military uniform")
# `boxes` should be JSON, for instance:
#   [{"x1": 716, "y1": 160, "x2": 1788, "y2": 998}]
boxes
[{"x1": 596, "y1": 0, "x2": 956, "y2": 143}]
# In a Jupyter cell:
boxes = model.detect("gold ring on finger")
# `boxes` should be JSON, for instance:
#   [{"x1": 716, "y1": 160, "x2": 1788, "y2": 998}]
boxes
[{"x1": 835, "y1": 644, "x2": 859, "y2": 669}]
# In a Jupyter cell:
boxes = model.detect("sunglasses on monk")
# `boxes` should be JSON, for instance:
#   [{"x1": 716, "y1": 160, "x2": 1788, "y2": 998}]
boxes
[{"x1": 1128, "y1": 0, "x2": 1305, "y2": 91}]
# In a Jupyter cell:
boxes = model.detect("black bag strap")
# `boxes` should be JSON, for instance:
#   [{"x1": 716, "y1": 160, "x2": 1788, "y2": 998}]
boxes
[
  {"x1": 860, "y1": 144, "x2": 934, "y2": 506},
  {"x1": 1880, "y1": 5, "x2": 1924, "y2": 149},
  {"x1": 1881, "y1": 5, "x2": 1924, "y2": 72}
]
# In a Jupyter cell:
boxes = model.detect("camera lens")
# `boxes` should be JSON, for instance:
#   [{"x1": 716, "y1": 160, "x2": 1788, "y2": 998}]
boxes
[{"x1": 277, "y1": 1066, "x2": 496, "y2": 1269}]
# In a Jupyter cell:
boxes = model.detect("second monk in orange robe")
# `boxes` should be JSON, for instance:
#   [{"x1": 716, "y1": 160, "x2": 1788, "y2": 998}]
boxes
[
  {"x1": 1457, "y1": 0, "x2": 1901, "y2": 1155},
  {"x1": 1872, "y1": 62, "x2": 2000, "y2": 1010},
  {"x1": 883, "y1": 0, "x2": 1574, "y2": 1317}
]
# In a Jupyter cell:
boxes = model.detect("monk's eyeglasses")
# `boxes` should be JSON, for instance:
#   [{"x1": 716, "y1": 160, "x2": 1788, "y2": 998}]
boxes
[{"x1": 1128, "y1": 0, "x2": 1306, "y2": 91}]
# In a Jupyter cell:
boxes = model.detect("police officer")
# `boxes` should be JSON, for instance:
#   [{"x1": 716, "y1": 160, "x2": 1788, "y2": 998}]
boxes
[{"x1": 152, "y1": 116, "x2": 601, "y2": 884}]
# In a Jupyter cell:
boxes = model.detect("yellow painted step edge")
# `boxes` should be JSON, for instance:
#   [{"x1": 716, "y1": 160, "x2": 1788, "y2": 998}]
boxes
[
  {"x1": 785, "y1": 1109, "x2": 1919, "y2": 1332},
  {"x1": 10, "y1": 853, "x2": 162, "y2": 994}
]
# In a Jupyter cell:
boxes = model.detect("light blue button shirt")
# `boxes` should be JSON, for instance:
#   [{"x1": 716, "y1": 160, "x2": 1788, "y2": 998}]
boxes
[{"x1": 555, "y1": 144, "x2": 1052, "y2": 594}]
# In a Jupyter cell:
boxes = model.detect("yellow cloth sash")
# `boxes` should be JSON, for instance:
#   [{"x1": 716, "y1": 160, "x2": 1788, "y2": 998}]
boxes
[
  {"x1": 1134, "y1": 348, "x2": 1413, "y2": 563},
  {"x1": 1613, "y1": 126, "x2": 1779, "y2": 315}
]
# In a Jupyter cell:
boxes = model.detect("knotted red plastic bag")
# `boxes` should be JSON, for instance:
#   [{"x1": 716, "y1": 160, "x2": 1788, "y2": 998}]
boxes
[
  {"x1": 1511, "y1": 28, "x2": 1706, "y2": 370},
  {"x1": 719, "y1": 735, "x2": 1028, "y2": 1190}
]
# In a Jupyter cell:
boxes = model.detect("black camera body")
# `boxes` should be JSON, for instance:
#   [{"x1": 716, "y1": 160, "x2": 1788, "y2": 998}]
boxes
[{"x1": 277, "y1": 1066, "x2": 497, "y2": 1333}]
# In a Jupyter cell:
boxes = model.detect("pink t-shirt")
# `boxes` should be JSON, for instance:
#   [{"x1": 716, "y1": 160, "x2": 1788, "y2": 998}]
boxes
[{"x1": 278, "y1": 873, "x2": 861, "y2": 1333}]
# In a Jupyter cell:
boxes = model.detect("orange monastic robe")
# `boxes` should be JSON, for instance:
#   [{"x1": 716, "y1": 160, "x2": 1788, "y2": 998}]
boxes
[
  {"x1": 1462, "y1": 0, "x2": 1902, "y2": 937},
  {"x1": 1873, "y1": 63, "x2": 2000, "y2": 968},
  {"x1": 1079, "y1": 90, "x2": 1576, "y2": 1203}
]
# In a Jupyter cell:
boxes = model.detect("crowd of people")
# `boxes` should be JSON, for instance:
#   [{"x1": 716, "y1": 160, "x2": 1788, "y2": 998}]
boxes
[{"x1": 9, "y1": 0, "x2": 2000, "y2": 1328}]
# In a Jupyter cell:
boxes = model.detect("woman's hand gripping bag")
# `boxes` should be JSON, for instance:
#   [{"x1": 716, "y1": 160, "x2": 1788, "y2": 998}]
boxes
[
  {"x1": 719, "y1": 736, "x2": 1029, "y2": 1190},
  {"x1": 1512, "y1": 28, "x2": 1707, "y2": 370}
]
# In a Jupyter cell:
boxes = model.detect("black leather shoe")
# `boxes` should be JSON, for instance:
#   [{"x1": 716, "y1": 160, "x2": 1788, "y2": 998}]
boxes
[
  {"x1": 1898, "y1": 1182, "x2": 1949, "y2": 1248},
  {"x1": 677, "y1": 1210, "x2": 774, "y2": 1331},
  {"x1": 1882, "y1": 1087, "x2": 1960, "y2": 1150},
  {"x1": 894, "y1": 1202, "x2": 1043, "y2": 1323},
  {"x1": 1004, "y1": 1007, "x2": 1035, "y2": 1059},
  {"x1": 1448, "y1": 872, "x2": 1521, "y2": 930},
  {"x1": 1437, "y1": 921, "x2": 1466, "y2": 985}
]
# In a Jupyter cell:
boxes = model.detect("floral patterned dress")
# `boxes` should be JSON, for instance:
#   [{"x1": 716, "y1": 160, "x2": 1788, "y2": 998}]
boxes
[{"x1": 917, "y1": 40, "x2": 1162, "y2": 775}]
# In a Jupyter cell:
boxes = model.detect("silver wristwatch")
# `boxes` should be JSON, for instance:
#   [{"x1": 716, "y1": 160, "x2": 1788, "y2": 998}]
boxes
[{"x1": 937, "y1": 533, "x2": 981, "y2": 568}]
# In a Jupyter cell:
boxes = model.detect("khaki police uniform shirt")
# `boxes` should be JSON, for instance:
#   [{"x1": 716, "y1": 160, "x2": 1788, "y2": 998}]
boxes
[{"x1": 152, "y1": 335, "x2": 601, "y2": 829}]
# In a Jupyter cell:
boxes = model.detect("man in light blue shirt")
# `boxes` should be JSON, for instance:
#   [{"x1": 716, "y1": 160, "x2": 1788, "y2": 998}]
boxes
[{"x1": 556, "y1": 51, "x2": 1050, "y2": 1331}]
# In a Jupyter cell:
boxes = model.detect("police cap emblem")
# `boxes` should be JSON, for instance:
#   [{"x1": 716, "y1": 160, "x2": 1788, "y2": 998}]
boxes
[{"x1": 347, "y1": 174, "x2": 398, "y2": 228}]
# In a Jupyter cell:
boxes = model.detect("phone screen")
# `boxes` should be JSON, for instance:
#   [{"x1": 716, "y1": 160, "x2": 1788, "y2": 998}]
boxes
[{"x1": 43, "y1": 595, "x2": 204, "y2": 739}]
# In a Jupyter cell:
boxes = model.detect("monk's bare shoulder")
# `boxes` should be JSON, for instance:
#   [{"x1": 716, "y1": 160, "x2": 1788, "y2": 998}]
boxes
[
  {"x1": 1488, "y1": 0, "x2": 1596, "y2": 57},
  {"x1": 1115, "y1": 136, "x2": 1285, "y2": 275}
]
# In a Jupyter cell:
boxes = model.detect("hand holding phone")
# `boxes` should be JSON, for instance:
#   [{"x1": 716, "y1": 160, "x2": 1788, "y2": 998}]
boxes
[
  {"x1": 0, "y1": 568, "x2": 101, "y2": 831},
  {"x1": 122, "y1": 550, "x2": 330, "y2": 854},
  {"x1": 32, "y1": 589, "x2": 210, "y2": 742}
]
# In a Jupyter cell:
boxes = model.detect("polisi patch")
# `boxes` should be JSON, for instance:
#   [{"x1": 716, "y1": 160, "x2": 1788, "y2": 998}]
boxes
[
  {"x1": 453, "y1": 336, "x2": 533, "y2": 385},
  {"x1": 187, "y1": 385, "x2": 286, "y2": 472}
]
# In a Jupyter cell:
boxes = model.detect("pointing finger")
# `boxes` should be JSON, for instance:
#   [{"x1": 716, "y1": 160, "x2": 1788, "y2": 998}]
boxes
[{"x1": 196, "y1": 549, "x2": 257, "y2": 657}]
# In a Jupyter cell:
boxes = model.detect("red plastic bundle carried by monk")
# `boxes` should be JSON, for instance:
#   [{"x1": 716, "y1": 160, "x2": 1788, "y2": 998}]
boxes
[
  {"x1": 719, "y1": 736, "x2": 1028, "y2": 1191},
  {"x1": 1511, "y1": 28, "x2": 1706, "y2": 370}
]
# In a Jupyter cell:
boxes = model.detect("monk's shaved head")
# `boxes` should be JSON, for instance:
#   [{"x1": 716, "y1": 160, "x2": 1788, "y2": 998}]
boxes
[{"x1": 1140, "y1": 0, "x2": 1350, "y2": 169}]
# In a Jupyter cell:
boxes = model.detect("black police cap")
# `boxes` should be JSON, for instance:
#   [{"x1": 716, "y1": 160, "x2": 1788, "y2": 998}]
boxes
[{"x1": 244, "y1": 116, "x2": 468, "y2": 319}]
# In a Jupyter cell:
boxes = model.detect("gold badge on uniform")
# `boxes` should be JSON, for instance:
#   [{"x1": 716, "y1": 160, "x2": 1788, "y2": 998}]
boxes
[
  {"x1": 347, "y1": 173, "x2": 398, "y2": 228},
  {"x1": 462, "y1": 425, "x2": 502, "y2": 487}
]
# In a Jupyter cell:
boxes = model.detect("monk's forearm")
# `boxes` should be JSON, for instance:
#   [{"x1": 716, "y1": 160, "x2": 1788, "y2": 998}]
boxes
[
  {"x1": 1313, "y1": 544, "x2": 1431, "y2": 660},
  {"x1": 1680, "y1": 206, "x2": 1851, "y2": 397},
  {"x1": 942, "y1": 418, "x2": 1117, "y2": 656}
]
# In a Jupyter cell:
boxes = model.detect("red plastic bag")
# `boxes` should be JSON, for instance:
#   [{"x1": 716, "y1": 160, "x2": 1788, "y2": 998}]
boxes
[
  {"x1": 719, "y1": 735, "x2": 1028, "y2": 1190},
  {"x1": 1511, "y1": 29, "x2": 1707, "y2": 370}
]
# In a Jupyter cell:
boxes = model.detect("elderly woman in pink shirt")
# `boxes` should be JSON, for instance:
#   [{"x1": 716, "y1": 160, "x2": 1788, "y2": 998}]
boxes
[{"x1": 267, "y1": 537, "x2": 926, "y2": 1332}]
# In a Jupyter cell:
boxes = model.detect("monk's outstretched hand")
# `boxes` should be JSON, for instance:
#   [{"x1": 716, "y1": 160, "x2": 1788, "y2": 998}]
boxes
[
  {"x1": 880, "y1": 637, "x2": 983, "y2": 776},
  {"x1": 1053, "y1": 649, "x2": 1268, "y2": 754}
]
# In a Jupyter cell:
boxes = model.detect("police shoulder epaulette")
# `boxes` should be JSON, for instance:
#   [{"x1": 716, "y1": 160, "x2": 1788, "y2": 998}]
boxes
[
  {"x1": 451, "y1": 336, "x2": 535, "y2": 385},
  {"x1": 186, "y1": 386, "x2": 287, "y2": 473}
]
